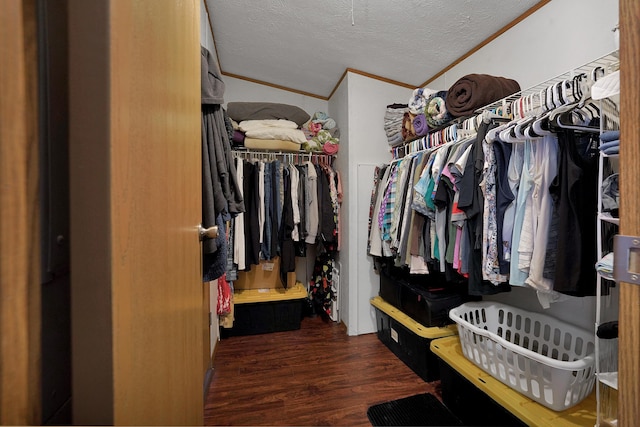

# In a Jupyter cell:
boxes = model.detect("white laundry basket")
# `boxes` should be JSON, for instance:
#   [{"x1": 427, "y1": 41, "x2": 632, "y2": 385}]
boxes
[{"x1": 449, "y1": 301, "x2": 595, "y2": 411}]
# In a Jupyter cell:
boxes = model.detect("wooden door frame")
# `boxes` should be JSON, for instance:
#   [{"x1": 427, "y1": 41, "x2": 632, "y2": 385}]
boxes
[
  {"x1": 0, "y1": 0, "x2": 41, "y2": 424},
  {"x1": 618, "y1": 1, "x2": 640, "y2": 424}
]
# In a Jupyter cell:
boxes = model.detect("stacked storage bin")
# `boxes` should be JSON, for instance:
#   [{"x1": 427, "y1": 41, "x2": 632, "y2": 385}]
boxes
[{"x1": 371, "y1": 260, "x2": 471, "y2": 381}]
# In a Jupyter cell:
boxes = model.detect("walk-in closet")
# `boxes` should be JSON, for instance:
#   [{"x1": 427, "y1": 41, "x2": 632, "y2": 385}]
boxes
[
  {"x1": 200, "y1": 1, "x2": 636, "y2": 426},
  {"x1": 3, "y1": 0, "x2": 640, "y2": 426}
]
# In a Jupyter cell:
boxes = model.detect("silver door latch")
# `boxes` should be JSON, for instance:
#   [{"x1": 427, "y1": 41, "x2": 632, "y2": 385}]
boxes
[{"x1": 613, "y1": 235, "x2": 640, "y2": 285}]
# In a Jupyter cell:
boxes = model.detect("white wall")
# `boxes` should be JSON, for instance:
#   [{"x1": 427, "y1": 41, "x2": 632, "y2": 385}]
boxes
[
  {"x1": 333, "y1": 72, "x2": 412, "y2": 335},
  {"x1": 223, "y1": 76, "x2": 329, "y2": 118},
  {"x1": 200, "y1": 0, "x2": 215, "y2": 54},
  {"x1": 202, "y1": 0, "x2": 328, "y2": 118},
  {"x1": 428, "y1": 0, "x2": 619, "y2": 92},
  {"x1": 329, "y1": 77, "x2": 350, "y2": 329}
]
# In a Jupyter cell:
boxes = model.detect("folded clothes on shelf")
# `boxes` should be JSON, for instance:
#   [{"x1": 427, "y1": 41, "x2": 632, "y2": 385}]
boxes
[
  {"x1": 595, "y1": 252, "x2": 614, "y2": 280},
  {"x1": 601, "y1": 173, "x2": 620, "y2": 214},
  {"x1": 600, "y1": 130, "x2": 620, "y2": 142},
  {"x1": 599, "y1": 139, "x2": 619, "y2": 155}
]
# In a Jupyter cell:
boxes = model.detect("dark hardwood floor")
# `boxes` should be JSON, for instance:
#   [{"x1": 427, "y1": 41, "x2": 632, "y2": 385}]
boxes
[{"x1": 204, "y1": 315, "x2": 440, "y2": 426}]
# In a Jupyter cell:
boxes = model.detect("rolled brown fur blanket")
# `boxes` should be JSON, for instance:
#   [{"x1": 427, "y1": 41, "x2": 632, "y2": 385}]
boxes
[{"x1": 445, "y1": 74, "x2": 520, "y2": 117}]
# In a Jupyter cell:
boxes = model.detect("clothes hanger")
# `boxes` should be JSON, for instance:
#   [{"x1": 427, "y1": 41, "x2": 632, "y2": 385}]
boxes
[
  {"x1": 516, "y1": 90, "x2": 549, "y2": 138},
  {"x1": 495, "y1": 94, "x2": 536, "y2": 142},
  {"x1": 551, "y1": 110, "x2": 600, "y2": 132},
  {"x1": 486, "y1": 114, "x2": 518, "y2": 142},
  {"x1": 547, "y1": 74, "x2": 600, "y2": 132}
]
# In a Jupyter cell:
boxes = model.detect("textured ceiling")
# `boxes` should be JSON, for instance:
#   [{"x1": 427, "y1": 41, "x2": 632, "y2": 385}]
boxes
[{"x1": 206, "y1": 0, "x2": 542, "y2": 98}]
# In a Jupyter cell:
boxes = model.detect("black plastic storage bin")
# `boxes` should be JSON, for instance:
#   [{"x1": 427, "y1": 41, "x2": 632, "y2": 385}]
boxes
[
  {"x1": 222, "y1": 299, "x2": 303, "y2": 337},
  {"x1": 221, "y1": 284, "x2": 306, "y2": 337},
  {"x1": 371, "y1": 296, "x2": 456, "y2": 382},
  {"x1": 377, "y1": 260, "x2": 468, "y2": 327},
  {"x1": 379, "y1": 265, "x2": 403, "y2": 310},
  {"x1": 438, "y1": 359, "x2": 527, "y2": 426},
  {"x1": 401, "y1": 281, "x2": 463, "y2": 327}
]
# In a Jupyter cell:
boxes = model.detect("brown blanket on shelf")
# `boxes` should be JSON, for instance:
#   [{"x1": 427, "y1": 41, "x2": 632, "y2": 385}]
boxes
[{"x1": 445, "y1": 74, "x2": 520, "y2": 117}]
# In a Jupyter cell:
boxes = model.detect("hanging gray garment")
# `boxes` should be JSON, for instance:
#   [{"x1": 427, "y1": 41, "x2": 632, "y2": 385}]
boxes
[
  {"x1": 202, "y1": 108, "x2": 225, "y2": 255},
  {"x1": 201, "y1": 46, "x2": 244, "y2": 281},
  {"x1": 213, "y1": 106, "x2": 244, "y2": 215},
  {"x1": 201, "y1": 46, "x2": 225, "y2": 105}
]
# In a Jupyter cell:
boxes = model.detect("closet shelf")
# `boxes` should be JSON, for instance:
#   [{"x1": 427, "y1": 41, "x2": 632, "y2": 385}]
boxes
[
  {"x1": 476, "y1": 50, "x2": 620, "y2": 115},
  {"x1": 598, "y1": 213, "x2": 620, "y2": 225},
  {"x1": 595, "y1": 66, "x2": 621, "y2": 427},
  {"x1": 232, "y1": 147, "x2": 335, "y2": 159},
  {"x1": 596, "y1": 371, "x2": 618, "y2": 390}
]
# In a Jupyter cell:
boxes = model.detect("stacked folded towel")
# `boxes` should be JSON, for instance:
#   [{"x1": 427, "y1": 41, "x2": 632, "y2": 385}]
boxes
[
  {"x1": 238, "y1": 119, "x2": 307, "y2": 144},
  {"x1": 228, "y1": 102, "x2": 312, "y2": 152},
  {"x1": 384, "y1": 103, "x2": 409, "y2": 146},
  {"x1": 599, "y1": 130, "x2": 620, "y2": 155}
]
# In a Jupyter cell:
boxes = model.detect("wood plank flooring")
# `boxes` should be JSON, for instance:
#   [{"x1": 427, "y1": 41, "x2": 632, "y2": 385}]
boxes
[{"x1": 204, "y1": 316, "x2": 440, "y2": 426}]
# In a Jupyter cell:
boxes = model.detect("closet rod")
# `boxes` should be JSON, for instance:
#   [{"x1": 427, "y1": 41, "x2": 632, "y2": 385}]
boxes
[
  {"x1": 390, "y1": 112, "x2": 485, "y2": 159},
  {"x1": 231, "y1": 148, "x2": 335, "y2": 164}
]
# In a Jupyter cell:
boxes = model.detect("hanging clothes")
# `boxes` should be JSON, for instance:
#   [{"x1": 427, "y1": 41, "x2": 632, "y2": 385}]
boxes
[
  {"x1": 305, "y1": 160, "x2": 320, "y2": 244},
  {"x1": 457, "y1": 121, "x2": 509, "y2": 295},
  {"x1": 229, "y1": 153, "x2": 341, "y2": 288},
  {"x1": 295, "y1": 163, "x2": 308, "y2": 256},
  {"x1": 522, "y1": 135, "x2": 559, "y2": 294},
  {"x1": 309, "y1": 251, "x2": 338, "y2": 318},
  {"x1": 509, "y1": 140, "x2": 533, "y2": 286},
  {"x1": 243, "y1": 160, "x2": 261, "y2": 268},
  {"x1": 279, "y1": 167, "x2": 295, "y2": 287},
  {"x1": 369, "y1": 70, "x2": 613, "y2": 304},
  {"x1": 201, "y1": 46, "x2": 244, "y2": 281},
  {"x1": 549, "y1": 128, "x2": 599, "y2": 296},
  {"x1": 233, "y1": 157, "x2": 246, "y2": 271}
]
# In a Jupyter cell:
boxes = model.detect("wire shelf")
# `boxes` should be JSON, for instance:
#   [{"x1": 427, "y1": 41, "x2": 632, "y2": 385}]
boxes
[{"x1": 475, "y1": 50, "x2": 620, "y2": 116}]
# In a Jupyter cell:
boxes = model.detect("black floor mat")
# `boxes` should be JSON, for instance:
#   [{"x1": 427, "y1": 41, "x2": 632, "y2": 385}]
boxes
[{"x1": 367, "y1": 393, "x2": 462, "y2": 426}]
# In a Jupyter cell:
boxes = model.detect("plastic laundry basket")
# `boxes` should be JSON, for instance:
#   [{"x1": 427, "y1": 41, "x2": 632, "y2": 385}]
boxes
[{"x1": 449, "y1": 301, "x2": 595, "y2": 411}]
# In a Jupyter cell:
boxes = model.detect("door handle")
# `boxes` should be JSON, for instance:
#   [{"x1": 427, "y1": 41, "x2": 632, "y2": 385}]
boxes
[{"x1": 198, "y1": 224, "x2": 219, "y2": 241}]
